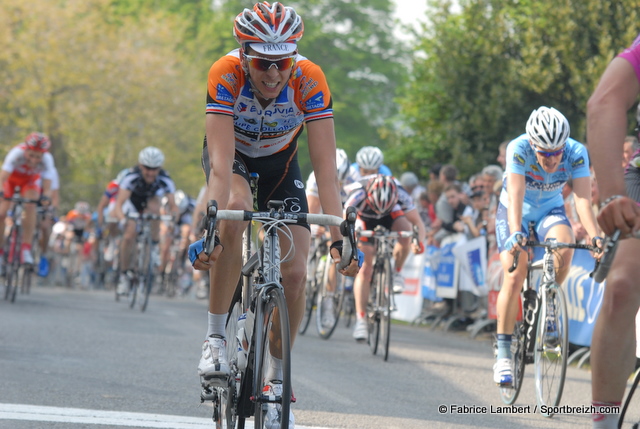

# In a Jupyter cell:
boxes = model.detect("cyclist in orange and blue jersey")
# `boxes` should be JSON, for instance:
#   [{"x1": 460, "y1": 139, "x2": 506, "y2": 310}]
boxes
[
  {"x1": 493, "y1": 107, "x2": 600, "y2": 387},
  {"x1": 0, "y1": 132, "x2": 54, "y2": 271},
  {"x1": 188, "y1": 3, "x2": 361, "y2": 427}
]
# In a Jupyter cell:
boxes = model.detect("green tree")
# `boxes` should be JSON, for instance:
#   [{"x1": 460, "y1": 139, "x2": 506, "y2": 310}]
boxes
[{"x1": 391, "y1": 0, "x2": 639, "y2": 180}]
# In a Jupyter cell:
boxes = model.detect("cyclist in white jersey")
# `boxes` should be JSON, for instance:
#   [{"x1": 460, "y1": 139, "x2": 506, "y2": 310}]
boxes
[{"x1": 493, "y1": 106, "x2": 601, "y2": 386}]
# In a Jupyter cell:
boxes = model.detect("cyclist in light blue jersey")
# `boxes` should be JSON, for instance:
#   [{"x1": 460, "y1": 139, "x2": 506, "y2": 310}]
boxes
[{"x1": 493, "y1": 106, "x2": 601, "y2": 386}]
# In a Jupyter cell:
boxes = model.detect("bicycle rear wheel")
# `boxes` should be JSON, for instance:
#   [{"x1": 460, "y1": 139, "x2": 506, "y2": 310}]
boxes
[
  {"x1": 316, "y1": 266, "x2": 345, "y2": 340},
  {"x1": 499, "y1": 322, "x2": 526, "y2": 405},
  {"x1": 368, "y1": 262, "x2": 382, "y2": 355},
  {"x1": 379, "y1": 258, "x2": 392, "y2": 361},
  {"x1": 253, "y1": 287, "x2": 291, "y2": 429},
  {"x1": 534, "y1": 282, "x2": 568, "y2": 416},
  {"x1": 619, "y1": 366, "x2": 640, "y2": 429}
]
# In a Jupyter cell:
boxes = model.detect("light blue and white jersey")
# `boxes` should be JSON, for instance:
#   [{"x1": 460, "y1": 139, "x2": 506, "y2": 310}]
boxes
[{"x1": 499, "y1": 134, "x2": 590, "y2": 219}]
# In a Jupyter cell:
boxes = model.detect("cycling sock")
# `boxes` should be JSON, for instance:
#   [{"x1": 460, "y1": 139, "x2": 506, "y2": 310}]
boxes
[
  {"x1": 357, "y1": 312, "x2": 365, "y2": 320},
  {"x1": 21, "y1": 243, "x2": 32, "y2": 251},
  {"x1": 206, "y1": 312, "x2": 227, "y2": 339},
  {"x1": 496, "y1": 334, "x2": 512, "y2": 360},
  {"x1": 591, "y1": 401, "x2": 620, "y2": 428},
  {"x1": 265, "y1": 356, "x2": 283, "y2": 382}
]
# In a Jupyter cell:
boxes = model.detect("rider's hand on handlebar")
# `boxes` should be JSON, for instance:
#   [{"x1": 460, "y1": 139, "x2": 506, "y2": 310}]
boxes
[
  {"x1": 329, "y1": 240, "x2": 362, "y2": 277},
  {"x1": 189, "y1": 236, "x2": 223, "y2": 271},
  {"x1": 505, "y1": 232, "x2": 527, "y2": 254},
  {"x1": 597, "y1": 196, "x2": 640, "y2": 237}
]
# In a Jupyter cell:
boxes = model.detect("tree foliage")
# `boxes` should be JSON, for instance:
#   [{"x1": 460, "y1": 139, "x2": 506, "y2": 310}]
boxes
[
  {"x1": 0, "y1": 0, "x2": 409, "y2": 210},
  {"x1": 389, "y1": 0, "x2": 640, "y2": 180}
]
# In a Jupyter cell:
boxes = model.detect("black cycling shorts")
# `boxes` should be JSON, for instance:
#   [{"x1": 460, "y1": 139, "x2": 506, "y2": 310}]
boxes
[{"x1": 201, "y1": 139, "x2": 309, "y2": 228}]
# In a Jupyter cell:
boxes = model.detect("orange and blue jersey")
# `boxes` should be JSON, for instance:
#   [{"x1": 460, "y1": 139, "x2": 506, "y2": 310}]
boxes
[{"x1": 206, "y1": 49, "x2": 333, "y2": 158}]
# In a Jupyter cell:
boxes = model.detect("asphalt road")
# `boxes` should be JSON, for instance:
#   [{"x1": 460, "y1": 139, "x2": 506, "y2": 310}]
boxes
[{"x1": 0, "y1": 285, "x2": 637, "y2": 428}]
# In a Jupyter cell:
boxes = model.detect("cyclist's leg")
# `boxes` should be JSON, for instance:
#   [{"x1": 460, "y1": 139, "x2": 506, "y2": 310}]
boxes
[
  {"x1": 494, "y1": 204, "x2": 529, "y2": 385},
  {"x1": 591, "y1": 241, "x2": 640, "y2": 425},
  {"x1": 20, "y1": 187, "x2": 39, "y2": 264},
  {"x1": 353, "y1": 239, "x2": 375, "y2": 341},
  {"x1": 199, "y1": 161, "x2": 251, "y2": 383},
  {"x1": 390, "y1": 214, "x2": 412, "y2": 293},
  {"x1": 535, "y1": 207, "x2": 574, "y2": 284}
]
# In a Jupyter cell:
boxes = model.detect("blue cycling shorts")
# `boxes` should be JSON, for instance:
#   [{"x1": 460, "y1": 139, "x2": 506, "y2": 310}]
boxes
[{"x1": 495, "y1": 203, "x2": 571, "y2": 253}]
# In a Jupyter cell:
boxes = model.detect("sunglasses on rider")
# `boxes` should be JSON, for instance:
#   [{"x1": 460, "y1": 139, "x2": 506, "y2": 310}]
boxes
[
  {"x1": 141, "y1": 165, "x2": 160, "y2": 171},
  {"x1": 243, "y1": 54, "x2": 296, "y2": 72},
  {"x1": 534, "y1": 146, "x2": 565, "y2": 158}
]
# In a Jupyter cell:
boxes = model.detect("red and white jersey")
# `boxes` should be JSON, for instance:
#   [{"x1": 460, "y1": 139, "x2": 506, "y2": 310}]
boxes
[{"x1": 2, "y1": 144, "x2": 56, "y2": 181}]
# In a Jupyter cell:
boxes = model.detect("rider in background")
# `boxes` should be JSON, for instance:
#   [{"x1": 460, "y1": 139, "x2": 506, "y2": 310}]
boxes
[
  {"x1": 347, "y1": 146, "x2": 392, "y2": 183},
  {"x1": 0, "y1": 132, "x2": 54, "y2": 271},
  {"x1": 35, "y1": 165, "x2": 60, "y2": 277},
  {"x1": 113, "y1": 147, "x2": 178, "y2": 296},
  {"x1": 305, "y1": 148, "x2": 352, "y2": 327},
  {"x1": 344, "y1": 174, "x2": 426, "y2": 341},
  {"x1": 587, "y1": 33, "x2": 640, "y2": 429},
  {"x1": 493, "y1": 106, "x2": 601, "y2": 387},
  {"x1": 159, "y1": 189, "x2": 195, "y2": 292}
]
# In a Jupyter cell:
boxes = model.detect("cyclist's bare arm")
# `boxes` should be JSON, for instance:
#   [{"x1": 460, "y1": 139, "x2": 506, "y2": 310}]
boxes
[
  {"x1": 572, "y1": 176, "x2": 601, "y2": 244},
  {"x1": 307, "y1": 118, "x2": 343, "y2": 243},
  {"x1": 114, "y1": 187, "x2": 132, "y2": 221},
  {"x1": 506, "y1": 171, "x2": 527, "y2": 253},
  {"x1": 588, "y1": 57, "x2": 640, "y2": 236},
  {"x1": 403, "y1": 208, "x2": 426, "y2": 253},
  {"x1": 205, "y1": 114, "x2": 236, "y2": 212}
]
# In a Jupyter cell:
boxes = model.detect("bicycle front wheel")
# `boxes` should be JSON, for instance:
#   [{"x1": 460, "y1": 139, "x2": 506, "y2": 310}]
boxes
[
  {"x1": 299, "y1": 252, "x2": 318, "y2": 335},
  {"x1": 368, "y1": 263, "x2": 382, "y2": 355},
  {"x1": 253, "y1": 286, "x2": 292, "y2": 429},
  {"x1": 316, "y1": 267, "x2": 345, "y2": 340},
  {"x1": 499, "y1": 322, "x2": 526, "y2": 405},
  {"x1": 4, "y1": 226, "x2": 21, "y2": 303},
  {"x1": 379, "y1": 258, "x2": 392, "y2": 361},
  {"x1": 534, "y1": 282, "x2": 568, "y2": 416}
]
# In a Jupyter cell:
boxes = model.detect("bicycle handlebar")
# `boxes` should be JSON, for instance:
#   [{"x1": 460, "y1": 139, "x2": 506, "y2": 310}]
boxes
[
  {"x1": 508, "y1": 239, "x2": 601, "y2": 274},
  {"x1": 126, "y1": 212, "x2": 174, "y2": 222},
  {"x1": 203, "y1": 200, "x2": 359, "y2": 270},
  {"x1": 591, "y1": 229, "x2": 640, "y2": 283}
]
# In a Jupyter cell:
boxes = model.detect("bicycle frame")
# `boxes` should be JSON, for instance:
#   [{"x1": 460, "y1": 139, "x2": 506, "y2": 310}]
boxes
[{"x1": 200, "y1": 199, "x2": 358, "y2": 429}]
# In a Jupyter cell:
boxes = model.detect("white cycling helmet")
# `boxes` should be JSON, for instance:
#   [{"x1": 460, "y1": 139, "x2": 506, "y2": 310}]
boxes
[
  {"x1": 525, "y1": 106, "x2": 570, "y2": 150},
  {"x1": 356, "y1": 146, "x2": 383, "y2": 170},
  {"x1": 336, "y1": 148, "x2": 350, "y2": 181},
  {"x1": 174, "y1": 190, "x2": 189, "y2": 213},
  {"x1": 138, "y1": 146, "x2": 164, "y2": 168}
]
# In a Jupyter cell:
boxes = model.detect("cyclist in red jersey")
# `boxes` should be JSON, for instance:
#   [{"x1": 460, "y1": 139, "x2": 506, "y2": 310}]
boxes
[
  {"x1": 189, "y1": 3, "x2": 360, "y2": 427},
  {"x1": 0, "y1": 132, "x2": 54, "y2": 270},
  {"x1": 587, "y1": 33, "x2": 640, "y2": 428}
]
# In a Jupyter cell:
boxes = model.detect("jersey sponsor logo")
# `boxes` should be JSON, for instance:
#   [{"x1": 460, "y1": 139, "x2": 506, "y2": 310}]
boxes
[
  {"x1": 571, "y1": 156, "x2": 585, "y2": 168},
  {"x1": 221, "y1": 73, "x2": 238, "y2": 93},
  {"x1": 527, "y1": 180, "x2": 563, "y2": 192},
  {"x1": 530, "y1": 164, "x2": 540, "y2": 172},
  {"x1": 238, "y1": 102, "x2": 248, "y2": 112},
  {"x1": 513, "y1": 153, "x2": 525, "y2": 166},
  {"x1": 526, "y1": 171, "x2": 544, "y2": 181},
  {"x1": 299, "y1": 76, "x2": 319, "y2": 99},
  {"x1": 243, "y1": 117, "x2": 258, "y2": 125},
  {"x1": 305, "y1": 92, "x2": 325, "y2": 111},
  {"x1": 495, "y1": 219, "x2": 508, "y2": 242},
  {"x1": 294, "y1": 180, "x2": 304, "y2": 189},
  {"x1": 216, "y1": 84, "x2": 235, "y2": 103},
  {"x1": 264, "y1": 121, "x2": 278, "y2": 127}
]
